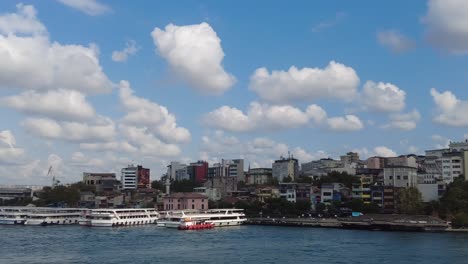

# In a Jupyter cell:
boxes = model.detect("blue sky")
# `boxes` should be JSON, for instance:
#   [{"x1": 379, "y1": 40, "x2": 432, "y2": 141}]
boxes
[{"x1": 0, "y1": 0, "x2": 467, "y2": 184}]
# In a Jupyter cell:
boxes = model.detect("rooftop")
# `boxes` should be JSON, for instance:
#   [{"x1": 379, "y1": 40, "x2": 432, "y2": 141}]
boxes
[{"x1": 165, "y1": 192, "x2": 208, "y2": 199}]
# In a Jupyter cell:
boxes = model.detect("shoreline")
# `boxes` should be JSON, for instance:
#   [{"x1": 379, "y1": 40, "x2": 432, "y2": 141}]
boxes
[{"x1": 245, "y1": 215, "x2": 463, "y2": 233}]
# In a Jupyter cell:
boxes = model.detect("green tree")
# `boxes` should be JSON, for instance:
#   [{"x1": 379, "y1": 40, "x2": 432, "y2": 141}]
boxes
[
  {"x1": 37, "y1": 185, "x2": 80, "y2": 207},
  {"x1": 151, "y1": 180, "x2": 165, "y2": 192},
  {"x1": 237, "y1": 180, "x2": 246, "y2": 189},
  {"x1": 314, "y1": 171, "x2": 360, "y2": 188},
  {"x1": 396, "y1": 187, "x2": 424, "y2": 215},
  {"x1": 439, "y1": 177, "x2": 468, "y2": 217},
  {"x1": 342, "y1": 199, "x2": 364, "y2": 212},
  {"x1": 362, "y1": 202, "x2": 381, "y2": 214},
  {"x1": 452, "y1": 212, "x2": 468, "y2": 228},
  {"x1": 283, "y1": 176, "x2": 293, "y2": 183},
  {"x1": 171, "y1": 179, "x2": 202, "y2": 192},
  {"x1": 296, "y1": 176, "x2": 313, "y2": 184}
]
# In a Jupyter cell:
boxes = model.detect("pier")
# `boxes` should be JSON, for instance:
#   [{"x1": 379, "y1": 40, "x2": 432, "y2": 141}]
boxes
[{"x1": 246, "y1": 214, "x2": 449, "y2": 232}]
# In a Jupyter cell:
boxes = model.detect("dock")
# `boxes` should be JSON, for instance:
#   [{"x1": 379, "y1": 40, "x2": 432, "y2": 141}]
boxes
[{"x1": 246, "y1": 214, "x2": 449, "y2": 232}]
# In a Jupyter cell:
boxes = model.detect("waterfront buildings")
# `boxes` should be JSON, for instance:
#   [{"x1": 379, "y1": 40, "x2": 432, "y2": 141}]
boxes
[
  {"x1": 245, "y1": 168, "x2": 272, "y2": 185},
  {"x1": 383, "y1": 166, "x2": 418, "y2": 188},
  {"x1": 279, "y1": 183, "x2": 297, "y2": 203},
  {"x1": 0, "y1": 187, "x2": 32, "y2": 202},
  {"x1": 273, "y1": 156, "x2": 299, "y2": 181},
  {"x1": 193, "y1": 187, "x2": 222, "y2": 201},
  {"x1": 208, "y1": 159, "x2": 245, "y2": 181},
  {"x1": 163, "y1": 192, "x2": 208, "y2": 210},
  {"x1": 83, "y1": 173, "x2": 119, "y2": 193},
  {"x1": 188, "y1": 161, "x2": 209, "y2": 183},
  {"x1": 121, "y1": 165, "x2": 150, "y2": 190}
]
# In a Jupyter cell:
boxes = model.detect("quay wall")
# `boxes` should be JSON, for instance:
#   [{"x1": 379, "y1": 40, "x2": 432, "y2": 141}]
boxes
[{"x1": 246, "y1": 215, "x2": 449, "y2": 232}]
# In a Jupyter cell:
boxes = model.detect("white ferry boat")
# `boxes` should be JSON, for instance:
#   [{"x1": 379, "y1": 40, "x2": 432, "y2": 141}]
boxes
[
  {"x1": 159, "y1": 209, "x2": 246, "y2": 228},
  {"x1": 89, "y1": 208, "x2": 159, "y2": 227},
  {"x1": 78, "y1": 210, "x2": 92, "y2": 226},
  {"x1": 0, "y1": 207, "x2": 34, "y2": 225},
  {"x1": 25, "y1": 208, "x2": 86, "y2": 226},
  {"x1": 203, "y1": 209, "x2": 247, "y2": 227}
]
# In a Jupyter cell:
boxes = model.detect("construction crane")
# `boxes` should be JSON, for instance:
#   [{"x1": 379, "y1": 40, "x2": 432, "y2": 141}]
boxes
[{"x1": 47, "y1": 166, "x2": 60, "y2": 188}]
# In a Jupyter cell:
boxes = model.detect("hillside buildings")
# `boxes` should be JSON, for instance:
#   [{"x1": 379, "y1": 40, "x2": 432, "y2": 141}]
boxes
[
  {"x1": 121, "y1": 165, "x2": 150, "y2": 190},
  {"x1": 83, "y1": 173, "x2": 119, "y2": 193},
  {"x1": 272, "y1": 155, "x2": 299, "y2": 181}
]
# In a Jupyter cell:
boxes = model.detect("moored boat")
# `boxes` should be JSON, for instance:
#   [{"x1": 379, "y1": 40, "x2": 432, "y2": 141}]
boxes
[
  {"x1": 25, "y1": 208, "x2": 86, "y2": 226},
  {"x1": 89, "y1": 208, "x2": 159, "y2": 227},
  {"x1": 158, "y1": 208, "x2": 246, "y2": 228}
]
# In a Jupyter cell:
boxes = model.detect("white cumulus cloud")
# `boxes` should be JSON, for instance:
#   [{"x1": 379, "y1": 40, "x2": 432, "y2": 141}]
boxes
[
  {"x1": 205, "y1": 102, "x2": 364, "y2": 132},
  {"x1": 151, "y1": 22, "x2": 236, "y2": 94},
  {"x1": 57, "y1": 0, "x2": 110, "y2": 16},
  {"x1": 373, "y1": 146, "x2": 397, "y2": 157},
  {"x1": 326, "y1": 115, "x2": 363, "y2": 132},
  {"x1": 382, "y1": 110, "x2": 421, "y2": 131},
  {"x1": 200, "y1": 131, "x2": 327, "y2": 168},
  {"x1": 430, "y1": 88, "x2": 468, "y2": 126},
  {"x1": 377, "y1": 30, "x2": 415, "y2": 53},
  {"x1": 112, "y1": 40, "x2": 139, "y2": 62},
  {"x1": 362, "y1": 81, "x2": 406, "y2": 112},
  {"x1": 0, "y1": 89, "x2": 95, "y2": 120},
  {"x1": 422, "y1": 0, "x2": 468, "y2": 54},
  {"x1": 0, "y1": 130, "x2": 25, "y2": 164},
  {"x1": 119, "y1": 80, "x2": 191, "y2": 143},
  {"x1": 22, "y1": 117, "x2": 116, "y2": 143},
  {"x1": 119, "y1": 125, "x2": 181, "y2": 157},
  {"x1": 0, "y1": 4, "x2": 112, "y2": 94},
  {"x1": 249, "y1": 61, "x2": 360, "y2": 103}
]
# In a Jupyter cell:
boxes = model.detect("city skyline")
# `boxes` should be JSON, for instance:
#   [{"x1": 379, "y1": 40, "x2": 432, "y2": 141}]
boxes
[{"x1": 0, "y1": 0, "x2": 468, "y2": 185}]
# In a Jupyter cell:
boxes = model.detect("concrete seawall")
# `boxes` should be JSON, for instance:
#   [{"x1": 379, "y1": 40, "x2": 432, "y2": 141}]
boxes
[{"x1": 246, "y1": 215, "x2": 449, "y2": 232}]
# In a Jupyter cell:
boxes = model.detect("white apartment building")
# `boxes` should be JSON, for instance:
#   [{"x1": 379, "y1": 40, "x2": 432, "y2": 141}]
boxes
[
  {"x1": 383, "y1": 166, "x2": 418, "y2": 188},
  {"x1": 121, "y1": 166, "x2": 137, "y2": 190},
  {"x1": 273, "y1": 157, "x2": 299, "y2": 181}
]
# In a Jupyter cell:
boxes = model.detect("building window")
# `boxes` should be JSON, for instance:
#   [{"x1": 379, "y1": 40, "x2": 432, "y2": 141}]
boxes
[
  {"x1": 397, "y1": 176, "x2": 401, "y2": 180},
  {"x1": 192, "y1": 204, "x2": 195, "y2": 209},
  {"x1": 201, "y1": 204, "x2": 204, "y2": 210},
  {"x1": 389, "y1": 176, "x2": 393, "y2": 180},
  {"x1": 403, "y1": 176, "x2": 408, "y2": 180},
  {"x1": 178, "y1": 204, "x2": 180, "y2": 210},
  {"x1": 192, "y1": 199, "x2": 194, "y2": 202}
]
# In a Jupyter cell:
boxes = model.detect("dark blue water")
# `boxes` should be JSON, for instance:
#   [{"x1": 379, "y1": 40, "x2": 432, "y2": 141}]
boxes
[{"x1": 1, "y1": 225, "x2": 468, "y2": 264}]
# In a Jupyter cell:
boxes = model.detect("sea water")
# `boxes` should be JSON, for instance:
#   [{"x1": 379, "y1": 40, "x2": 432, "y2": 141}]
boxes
[{"x1": 1, "y1": 225, "x2": 467, "y2": 264}]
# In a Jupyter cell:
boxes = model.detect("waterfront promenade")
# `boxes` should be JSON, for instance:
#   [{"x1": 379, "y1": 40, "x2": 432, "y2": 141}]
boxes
[{"x1": 246, "y1": 214, "x2": 449, "y2": 232}]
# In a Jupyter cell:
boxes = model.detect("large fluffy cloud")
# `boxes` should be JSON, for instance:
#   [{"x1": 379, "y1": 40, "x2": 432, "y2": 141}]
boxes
[
  {"x1": 151, "y1": 22, "x2": 236, "y2": 94},
  {"x1": 119, "y1": 80, "x2": 191, "y2": 143},
  {"x1": 0, "y1": 89, "x2": 95, "y2": 120},
  {"x1": 361, "y1": 81, "x2": 406, "y2": 112},
  {"x1": 249, "y1": 61, "x2": 360, "y2": 103},
  {"x1": 22, "y1": 116, "x2": 116, "y2": 143},
  {"x1": 119, "y1": 125, "x2": 181, "y2": 157},
  {"x1": 373, "y1": 146, "x2": 397, "y2": 157},
  {"x1": 377, "y1": 30, "x2": 415, "y2": 53},
  {"x1": 382, "y1": 110, "x2": 421, "y2": 131},
  {"x1": 57, "y1": 0, "x2": 111, "y2": 16},
  {"x1": 326, "y1": 115, "x2": 364, "y2": 132},
  {"x1": 430, "y1": 88, "x2": 468, "y2": 126},
  {"x1": 200, "y1": 131, "x2": 328, "y2": 168},
  {"x1": 0, "y1": 130, "x2": 25, "y2": 164},
  {"x1": 422, "y1": 0, "x2": 468, "y2": 54},
  {"x1": 204, "y1": 102, "x2": 364, "y2": 132},
  {"x1": 0, "y1": 4, "x2": 112, "y2": 94}
]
